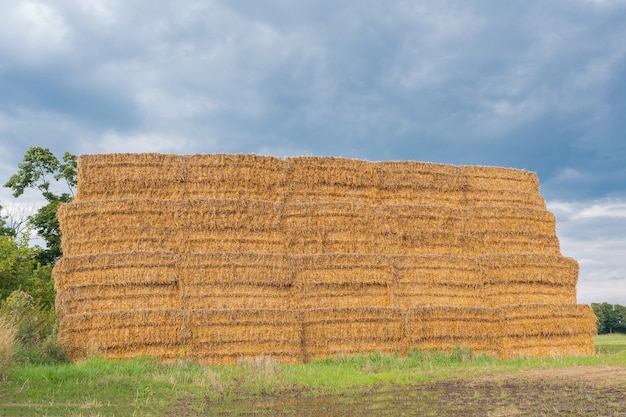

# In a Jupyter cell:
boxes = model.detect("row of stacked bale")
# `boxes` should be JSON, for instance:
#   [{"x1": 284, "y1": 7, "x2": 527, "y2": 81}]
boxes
[
  {"x1": 54, "y1": 153, "x2": 596, "y2": 363},
  {"x1": 56, "y1": 306, "x2": 596, "y2": 364},
  {"x1": 55, "y1": 253, "x2": 578, "y2": 313}
]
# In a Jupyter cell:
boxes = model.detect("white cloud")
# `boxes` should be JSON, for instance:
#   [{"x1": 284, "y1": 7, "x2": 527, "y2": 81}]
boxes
[
  {"x1": 0, "y1": 1, "x2": 71, "y2": 65},
  {"x1": 97, "y1": 131, "x2": 198, "y2": 154},
  {"x1": 549, "y1": 198, "x2": 626, "y2": 304}
]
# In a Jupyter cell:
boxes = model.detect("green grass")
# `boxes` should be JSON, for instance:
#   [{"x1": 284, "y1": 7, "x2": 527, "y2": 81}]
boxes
[
  {"x1": 0, "y1": 344, "x2": 625, "y2": 416},
  {"x1": 594, "y1": 332, "x2": 626, "y2": 353}
]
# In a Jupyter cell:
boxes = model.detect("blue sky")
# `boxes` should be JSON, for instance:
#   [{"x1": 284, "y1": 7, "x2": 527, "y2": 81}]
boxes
[{"x1": 1, "y1": 0, "x2": 625, "y2": 304}]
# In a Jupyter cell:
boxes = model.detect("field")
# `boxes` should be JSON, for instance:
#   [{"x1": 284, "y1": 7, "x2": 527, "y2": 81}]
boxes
[{"x1": 0, "y1": 334, "x2": 624, "y2": 416}]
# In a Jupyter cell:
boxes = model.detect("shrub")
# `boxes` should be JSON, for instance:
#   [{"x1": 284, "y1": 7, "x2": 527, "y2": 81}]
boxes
[{"x1": 0, "y1": 290, "x2": 66, "y2": 365}]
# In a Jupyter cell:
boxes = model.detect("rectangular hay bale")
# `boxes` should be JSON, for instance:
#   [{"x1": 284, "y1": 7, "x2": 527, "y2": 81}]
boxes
[
  {"x1": 284, "y1": 157, "x2": 380, "y2": 204},
  {"x1": 301, "y1": 308, "x2": 406, "y2": 360},
  {"x1": 188, "y1": 309, "x2": 302, "y2": 365}
]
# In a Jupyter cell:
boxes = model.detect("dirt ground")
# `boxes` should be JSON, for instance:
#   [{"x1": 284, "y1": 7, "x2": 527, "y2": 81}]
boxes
[{"x1": 175, "y1": 365, "x2": 626, "y2": 416}]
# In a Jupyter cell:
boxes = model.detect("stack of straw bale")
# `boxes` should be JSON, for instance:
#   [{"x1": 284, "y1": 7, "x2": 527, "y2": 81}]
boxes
[{"x1": 54, "y1": 153, "x2": 596, "y2": 363}]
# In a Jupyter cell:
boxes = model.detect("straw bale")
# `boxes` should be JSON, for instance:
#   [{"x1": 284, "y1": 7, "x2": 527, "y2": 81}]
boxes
[
  {"x1": 479, "y1": 254, "x2": 578, "y2": 286},
  {"x1": 179, "y1": 253, "x2": 292, "y2": 286},
  {"x1": 479, "y1": 254, "x2": 578, "y2": 306},
  {"x1": 294, "y1": 254, "x2": 391, "y2": 285},
  {"x1": 188, "y1": 309, "x2": 302, "y2": 365},
  {"x1": 390, "y1": 256, "x2": 483, "y2": 307},
  {"x1": 497, "y1": 304, "x2": 597, "y2": 357},
  {"x1": 406, "y1": 307, "x2": 498, "y2": 345},
  {"x1": 182, "y1": 199, "x2": 285, "y2": 254},
  {"x1": 284, "y1": 157, "x2": 380, "y2": 204},
  {"x1": 179, "y1": 253, "x2": 293, "y2": 309},
  {"x1": 53, "y1": 252, "x2": 178, "y2": 290},
  {"x1": 301, "y1": 308, "x2": 405, "y2": 360},
  {"x1": 391, "y1": 255, "x2": 482, "y2": 286},
  {"x1": 463, "y1": 207, "x2": 560, "y2": 256},
  {"x1": 183, "y1": 154, "x2": 286, "y2": 202},
  {"x1": 76, "y1": 154, "x2": 186, "y2": 201},
  {"x1": 465, "y1": 190, "x2": 546, "y2": 209},
  {"x1": 381, "y1": 206, "x2": 466, "y2": 256},
  {"x1": 57, "y1": 200, "x2": 180, "y2": 256},
  {"x1": 59, "y1": 199, "x2": 286, "y2": 255},
  {"x1": 467, "y1": 231, "x2": 561, "y2": 256},
  {"x1": 377, "y1": 161, "x2": 466, "y2": 207},
  {"x1": 283, "y1": 203, "x2": 383, "y2": 254},
  {"x1": 499, "y1": 334, "x2": 596, "y2": 358},
  {"x1": 56, "y1": 283, "x2": 179, "y2": 315},
  {"x1": 500, "y1": 304, "x2": 597, "y2": 337},
  {"x1": 482, "y1": 284, "x2": 576, "y2": 307},
  {"x1": 469, "y1": 207, "x2": 556, "y2": 236},
  {"x1": 59, "y1": 310, "x2": 186, "y2": 361},
  {"x1": 462, "y1": 165, "x2": 540, "y2": 195}
]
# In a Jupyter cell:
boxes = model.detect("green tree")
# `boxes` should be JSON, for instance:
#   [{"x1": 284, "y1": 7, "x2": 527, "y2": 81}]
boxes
[
  {"x1": 591, "y1": 303, "x2": 607, "y2": 334},
  {"x1": 0, "y1": 234, "x2": 54, "y2": 308},
  {"x1": 0, "y1": 204, "x2": 16, "y2": 237},
  {"x1": 614, "y1": 304, "x2": 626, "y2": 333},
  {"x1": 4, "y1": 147, "x2": 77, "y2": 264}
]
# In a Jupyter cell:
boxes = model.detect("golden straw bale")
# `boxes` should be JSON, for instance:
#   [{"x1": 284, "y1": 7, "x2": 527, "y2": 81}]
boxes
[
  {"x1": 500, "y1": 304, "x2": 598, "y2": 337},
  {"x1": 466, "y1": 231, "x2": 561, "y2": 256},
  {"x1": 293, "y1": 254, "x2": 392, "y2": 307},
  {"x1": 462, "y1": 165, "x2": 540, "y2": 195},
  {"x1": 53, "y1": 252, "x2": 178, "y2": 290},
  {"x1": 479, "y1": 254, "x2": 579, "y2": 286},
  {"x1": 59, "y1": 310, "x2": 186, "y2": 361},
  {"x1": 381, "y1": 206, "x2": 465, "y2": 256},
  {"x1": 180, "y1": 199, "x2": 285, "y2": 253},
  {"x1": 482, "y1": 284, "x2": 576, "y2": 307},
  {"x1": 284, "y1": 157, "x2": 380, "y2": 204},
  {"x1": 465, "y1": 190, "x2": 547, "y2": 209},
  {"x1": 499, "y1": 334, "x2": 596, "y2": 358},
  {"x1": 58, "y1": 200, "x2": 180, "y2": 256},
  {"x1": 469, "y1": 207, "x2": 556, "y2": 236},
  {"x1": 188, "y1": 309, "x2": 302, "y2": 365},
  {"x1": 179, "y1": 253, "x2": 293, "y2": 309},
  {"x1": 294, "y1": 254, "x2": 391, "y2": 285},
  {"x1": 183, "y1": 154, "x2": 286, "y2": 201},
  {"x1": 391, "y1": 255, "x2": 482, "y2": 286},
  {"x1": 392, "y1": 286, "x2": 484, "y2": 308},
  {"x1": 76, "y1": 154, "x2": 186, "y2": 201},
  {"x1": 377, "y1": 161, "x2": 466, "y2": 207},
  {"x1": 479, "y1": 254, "x2": 578, "y2": 306},
  {"x1": 406, "y1": 307, "x2": 498, "y2": 343},
  {"x1": 283, "y1": 203, "x2": 383, "y2": 254},
  {"x1": 301, "y1": 308, "x2": 406, "y2": 360},
  {"x1": 56, "y1": 283, "x2": 180, "y2": 315},
  {"x1": 179, "y1": 253, "x2": 292, "y2": 286},
  {"x1": 390, "y1": 256, "x2": 483, "y2": 308}
]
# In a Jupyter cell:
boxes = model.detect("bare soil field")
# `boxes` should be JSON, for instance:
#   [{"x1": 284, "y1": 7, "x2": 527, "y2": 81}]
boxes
[{"x1": 194, "y1": 365, "x2": 626, "y2": 416}]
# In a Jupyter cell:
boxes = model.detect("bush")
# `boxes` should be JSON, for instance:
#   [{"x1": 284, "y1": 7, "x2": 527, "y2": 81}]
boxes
[
  {"x1": 0, "y1": 318, "x2": 16, "y2": 379},
  {"x1": 0, "y1": 290, "x2": 66, "y2": 365}
]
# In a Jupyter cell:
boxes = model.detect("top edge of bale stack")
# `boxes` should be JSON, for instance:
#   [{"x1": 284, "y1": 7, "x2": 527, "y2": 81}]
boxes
[{"x1": 75, "y1": 153, "x2": 542, "y2": 207}]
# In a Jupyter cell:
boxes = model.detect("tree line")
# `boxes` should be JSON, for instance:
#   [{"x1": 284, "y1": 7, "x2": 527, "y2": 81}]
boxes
[{"x1": 591, "y1": 303, "x2": 626, "y2": 334}]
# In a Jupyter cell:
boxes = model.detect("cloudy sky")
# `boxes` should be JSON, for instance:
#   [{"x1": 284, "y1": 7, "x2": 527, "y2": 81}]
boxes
[{"x1": 1, "y1": 0, "x2": 625, "y2": 304}]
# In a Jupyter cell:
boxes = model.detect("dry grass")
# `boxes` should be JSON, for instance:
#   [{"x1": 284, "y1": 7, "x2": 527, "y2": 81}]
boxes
[{"x1": 0, "y1": 318, "x2": 17, "y2": 378}]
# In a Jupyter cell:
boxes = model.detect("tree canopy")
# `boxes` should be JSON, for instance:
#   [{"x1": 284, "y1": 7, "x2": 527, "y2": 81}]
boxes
[
  {"x1": 591, "y1": 303, "x2": 626, "y2": 334},
  {"x1": 4, "y1": 147, "x2": 77, "y2": 264}
]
